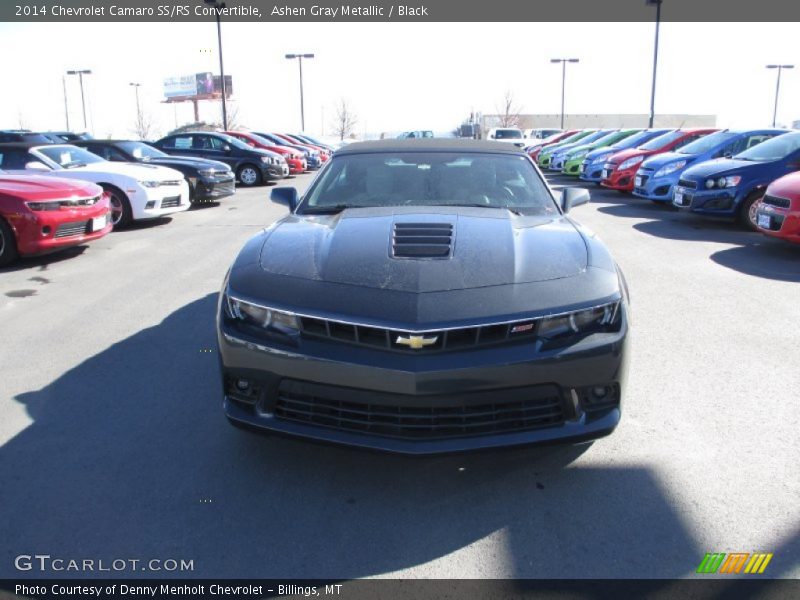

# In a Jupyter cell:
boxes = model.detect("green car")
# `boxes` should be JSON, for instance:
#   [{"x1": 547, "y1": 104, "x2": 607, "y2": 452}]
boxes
[
  {"x1": 537, "y1": 130, "x2": 597, "y2": 169},
  {"x1": 560, "y1": 129, "x2": 642, "y2": 176}
]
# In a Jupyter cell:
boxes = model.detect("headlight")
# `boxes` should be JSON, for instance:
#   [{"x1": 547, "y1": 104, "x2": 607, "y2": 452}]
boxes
[
  {"x1": 591, "y1": 152, "x2": 613, "y2": 165},
  {"x1": 653, "y1": 160, "x2": 687, "y2": 178},
  {"x1": 705, "y1": 175, "x2": 741, "y2": 189},
  {"x1": 572, "y1": 150, "x2": 588, "y2": 160},
  {"x1": 26, "y1": 201, "x2": 62, "y2": 211},
  {"x1": 198, "y1": 168, "x2": 216, "y2": 177},
  {"x1": 260, "y1": 156, "x2": 271, "y2": 164},
  {"x1": 538, "y1": 302, "x2": 621, "y2": 342},
  {"x1": 619, "y1": 156, "x2": 644, "y2": 170},
  {"x1": 139, "y1": 180, "x2": 161, "y2": 188},
  {"x1": 224, "y1": 295, "x2": 300, "y2": 336}
]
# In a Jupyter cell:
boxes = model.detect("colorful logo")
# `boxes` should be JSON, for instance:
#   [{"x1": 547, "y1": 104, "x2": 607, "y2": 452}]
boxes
[{"x1": 696, "y1": 552, "x2": 773, "y2": 574}]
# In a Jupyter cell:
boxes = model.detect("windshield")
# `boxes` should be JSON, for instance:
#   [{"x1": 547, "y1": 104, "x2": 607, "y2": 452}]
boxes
[
  {"x1": 37, "y1": 145, "x2": 105, "y2": 168},
  {"x1": 493, "y1": 129, "x2": 522, "y2": 139},
  {"x1": 588, "y1": 131, "x2": 624, "y2": 147},
  {"x1": 610, "y1": 130, "x2": 658, "y2": 149},
  {"x1": 301, "y1": 152, "x2": 556, "y2": 214},
  {"x1": 576, "y1": 130, "x2": 614, "y2": 145},
  {"x1": 638, "y1": 130, "x2": 682, "y2": 151},
  {"x1": 676, "y1": 131, "x2": 736, "y2": 155},
  {"x1": 118, "y1": 142, "x2": 167, "y2": 160},
  {"x1": 735, "y1": 132, "x2": 800, "y2": 161},
  {"x1": 215, "y1": 133, "x2": 255, "y2": 151}
]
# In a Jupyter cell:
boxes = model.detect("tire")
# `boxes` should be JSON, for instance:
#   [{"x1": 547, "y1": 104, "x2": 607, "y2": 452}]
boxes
[
  {"x1": 102, "y1": 184, "x2": 132, "y2": 228},
  {"x1": 0, "y1": 218, "x2": 19, "y2": 267},
  {"x1": 237, "y1": 164, "x2": 262, "y2": 187},
  {"x1": 738, "y1": 190, "x2": 763, "y2": 231}
]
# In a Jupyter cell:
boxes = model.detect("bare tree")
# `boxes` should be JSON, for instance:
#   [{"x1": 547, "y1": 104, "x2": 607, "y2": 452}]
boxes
[
  {"x1": 132, "y1": 106, "x2": 154, "y2": 140},
  {"x1": 333, "y1": 98, "x2": 358, "y2": 141},
  {"x1": 495, "y1": 90, "x2": 522, "y2": 128}
]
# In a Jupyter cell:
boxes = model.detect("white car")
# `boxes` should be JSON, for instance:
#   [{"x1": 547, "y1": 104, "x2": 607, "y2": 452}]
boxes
[
  {"x1": 485, "y1": 128, "x2": 527, "y2": 148},
  {"x1": 5, "y1": 144, "x2": 190, "y2": 227}
]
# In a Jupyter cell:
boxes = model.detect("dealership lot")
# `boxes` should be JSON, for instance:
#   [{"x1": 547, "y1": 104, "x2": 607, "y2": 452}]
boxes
[{"x1": 1, "y1": 172, "x2": 798, "y2": 579}]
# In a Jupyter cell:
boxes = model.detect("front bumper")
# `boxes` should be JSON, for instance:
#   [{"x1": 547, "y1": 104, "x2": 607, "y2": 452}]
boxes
[
  {"x1": 287, "y1": 158, "x2": 307, "y2": 174},
  {"x1": 193, "y1": 175, "x2": 236, "y2": 202},
  {"x1": 600, "y1": 164, "x2": 637, "y2": 191},
  {"x1": 218, "y1": 310, "x2": 628, "y2": 455},
  {"x1": 672, "y1": 184, "x2": 740, "y2": 216},
  {"x1": 11, "y1": 203, "x2": 113, "y2": 256},
  {"x1": 549, "y1": 155, "x2": 568, "y2": 171},
  {"x1": 133, "y1": 181, "x2": 191, "y2": 220},
  {"x1": 263, "y1": 164, "x2": 290, "y2": 180},
  {"x1": 579, "y1": 161, "x2": 607, "y2": 182},
  {"x1": 562, "y1": 159, "x2": 584, "y2": 176},
  {"x1": 756, "y1": 204, "x2": 800, "y2": 243},
  {"x1": 631, "y1": 170, "x2": 677, "y2": 202}
]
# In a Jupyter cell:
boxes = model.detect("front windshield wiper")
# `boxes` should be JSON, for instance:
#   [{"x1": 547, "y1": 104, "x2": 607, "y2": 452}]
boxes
[
  {"x1": 301, "y1": 204, "x2": 362, "y2": 214},
  {"x1": 443, "y1": 203, "x2": 524, "y2": 215},
  {"x1": 63, "y1": 162, "x2": 87, "y2": 169}
]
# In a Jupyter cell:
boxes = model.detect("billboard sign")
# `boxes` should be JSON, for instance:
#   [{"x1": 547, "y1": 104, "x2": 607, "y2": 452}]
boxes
[
  {"x1": 164, "y1": 73, "x2": 232, "y2": 100},
  {"x1": 163, "y1": 74, "x2": 197, "y2": 99}
]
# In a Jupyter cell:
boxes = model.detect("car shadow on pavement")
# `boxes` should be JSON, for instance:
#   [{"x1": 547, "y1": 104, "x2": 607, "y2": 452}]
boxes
[
  {"x1": 0, "y1": 245, "x2": 88, "y2": 274},
  {"x1": 2, "y1": 294, "x2": 707, "y2": 581},
  {"x1": 710, "y1": 241, "x2": 800, "y2": 282}
]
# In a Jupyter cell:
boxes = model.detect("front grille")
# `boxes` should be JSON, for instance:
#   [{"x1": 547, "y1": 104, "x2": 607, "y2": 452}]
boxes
[
  {"x1": 392, "y1": 222, "x2": 453, "y2": 258},
  {"x1": 161, "y1": 180, "x2": 183, "y2": 186},
  {"x1": 161, "y1": 196, "x2": 181, "y2": 208},
  {"x1": 636, "y1": 174, "x2": 650, "y2": 187},
  {"x1": 54, "y1": 220, "x2": 89, "y2": 238},
  {"x1": 761, "y1": 194, "x2": 791, "y2": 209},
  {"x1": 274, "y1": 380, "x2": 566, "y2": 440},
  {"x1": 299, "y1": 315, "x2": 538, "y2": 353},
  {"x1": 678, "y1": 178, "x2": 698, "y2": 190}
]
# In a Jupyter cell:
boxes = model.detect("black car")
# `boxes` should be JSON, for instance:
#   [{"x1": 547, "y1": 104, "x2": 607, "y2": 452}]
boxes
[
  {"x1": 217, "y1": 140, "x2": 630, "y2": 454},
  {"x1": 41, "y1": 131, "x2": 94, "y2": 143},
  {"x1": 74, "y1": 139, "x2": 235, "y2": 203},
  {"x1": 0, "y1": 130, "x2": 54, "y2": 144},
  {"x1": 152, "y1": 132, "x2": 288, "y2": 187}
]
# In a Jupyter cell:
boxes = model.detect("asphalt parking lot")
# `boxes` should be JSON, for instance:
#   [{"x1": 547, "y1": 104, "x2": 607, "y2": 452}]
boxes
[{"x1": 1, "y1": 171, "x2": 799, "y2": 580}]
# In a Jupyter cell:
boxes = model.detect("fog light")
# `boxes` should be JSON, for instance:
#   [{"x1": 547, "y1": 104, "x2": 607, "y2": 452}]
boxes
[
  {"x1": 41, "y1": 225, "x2": 52, "y2": 236},
  {"x1": 592, "y1": 386, "x2": 608, "y2": 399},
  {"x1": 145, "y1": 201, "x2": 156, "y2": 209},
  {"x1": 235, "y1": 379, "x2": 250, "y2": 391}
]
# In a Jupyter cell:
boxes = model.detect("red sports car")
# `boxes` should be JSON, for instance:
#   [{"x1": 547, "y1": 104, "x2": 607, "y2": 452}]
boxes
[
  {"x1": 527, "y1": 130, "x2": 580, "y2": 162},
  {"x1": 755, "y1": 171, "x2": 800, "y2": 244},
  {"x1": 274, "y1": 134, "x2": 330, "y2": 163},
  {"x1": 0, "y1": 172, "x2": 112, "y2": 266},
  {"x1": 224, "y1": 131, "x2": 307, "y2": 175},
  {"x1": 600, "y1": 128, "x2": 718, "y2": 192}
]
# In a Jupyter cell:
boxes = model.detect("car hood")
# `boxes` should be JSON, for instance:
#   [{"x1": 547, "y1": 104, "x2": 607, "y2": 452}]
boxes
[
  {"x1": 145, "y1": 156, "x2": 230, "y2": 171},
  {"x1": 256, "y1": 207, "x2": 588, "y2": 293},
  {"x1": 0, "y1": 174, "x2": 101, "y2": 200},
  {"x1": 641, "y1": 151, "x2": 696, "y2": 170},
  {"x1": 681, "y1": 158, "x2": 758, "y2": 180},
  {"x1": 68, "y1": 161, "x2": 184, "y2": 180},
  {"x1": 607, "y1": 148, "x2": 650, "y2": 164}
]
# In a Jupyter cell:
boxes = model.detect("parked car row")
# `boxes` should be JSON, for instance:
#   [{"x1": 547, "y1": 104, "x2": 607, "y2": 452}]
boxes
[
  {"x1": 0, "y1": 128, "x2": 338, "y2": 266},
  {"x1": 523, "y1": 127, "x2": 800, "y2": 243}
]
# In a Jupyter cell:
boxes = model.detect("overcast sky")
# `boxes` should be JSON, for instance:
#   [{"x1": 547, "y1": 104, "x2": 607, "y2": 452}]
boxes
[{"x1": 0, "y1": 21, "x2": 797, "y2": 138}]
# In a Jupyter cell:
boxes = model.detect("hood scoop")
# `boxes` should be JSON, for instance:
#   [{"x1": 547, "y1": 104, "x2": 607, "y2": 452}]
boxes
[{"x1": 392, "y1": 222, "x2": 454, "y2": 259}]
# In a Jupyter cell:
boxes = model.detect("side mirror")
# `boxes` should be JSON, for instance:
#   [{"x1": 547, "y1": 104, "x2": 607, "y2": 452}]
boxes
[
  {"x1": 723, "y1": 152, "x2": 733, "y2": 159},
  {"x1": 561, "y1": 187, "x2": 590, "y2": 213},
  {"x1": 222, "y1": 144, "x2": 232, "y2": 153},
  {"x1": 25, "y1": 161, "x2": 49, "y2": 171},
  {"x1": 270, "y1": 186, "x2": 299, "y2": 211}
]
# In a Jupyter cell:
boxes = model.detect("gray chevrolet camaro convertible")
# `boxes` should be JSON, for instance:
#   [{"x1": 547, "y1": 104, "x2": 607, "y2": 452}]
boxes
[{"x1": 217, "y1": 139, "x2": 629, "y2": 454}]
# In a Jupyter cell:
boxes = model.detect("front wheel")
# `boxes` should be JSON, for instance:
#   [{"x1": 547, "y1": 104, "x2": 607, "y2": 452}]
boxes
[
  {"x1": 237, "y1": 164, "x2": 262, "y2": 187},
  {"x1": 738, "y1": 191, "x2": 763, "y2": 231},
  {"x1": 103, "y1": 186, "x2": 132, "y2": 228},
  {"x1": 0, "y1": 218, "x2": 19, "y2": 267}
]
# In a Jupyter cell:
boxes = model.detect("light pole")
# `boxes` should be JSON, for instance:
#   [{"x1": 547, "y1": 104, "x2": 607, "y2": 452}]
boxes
[
  {"x1": 129, "y1": 82, "x2": 142, "y2": 116},
  {"x1": 204, "y1": 0, "x2": 229, "y2": 130},
  {"x1": 66, "y1": 69, "x2": 92, "y2": 130},
  {"x1": 647, "y1": 0, "x2": 663, "y2": 128},
  {"x1": 62, "y1": 75, "x2": 70, "y2": 130},
  {"x1": 550, "y1": 58, "x2": 579, "y2": 129},
  {"x1": 766, "y1": 64, "x2": 794, "y2": 127},
  {"x1": 285, "y1": 53, "x2": 315, "y2": 131}
]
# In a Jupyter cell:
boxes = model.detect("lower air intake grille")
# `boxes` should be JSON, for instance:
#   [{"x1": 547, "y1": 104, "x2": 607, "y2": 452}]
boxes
[
  {"x1": 392, "y1": 222, "x2": 453, "y2": 258},
  {"x1": 761, "y1": 194, "x2": 791, "y2": 209},
  {"x1": 274, "y1": 380, "x2": 566, "y2": 440},
  {"x1": 54, "y1": 221, "x2": 89, "y2": 238}
]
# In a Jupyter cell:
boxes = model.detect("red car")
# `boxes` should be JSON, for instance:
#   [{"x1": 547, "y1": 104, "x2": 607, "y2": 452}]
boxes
[
  {"x1": 755, "y1": 171, "x2": 800, "y2": 244},
  {"x1": 274, "y1": 134, "x2": 330, "y2": 163},
  {"x1": 224, "y1": 131, "x2": 307, "y2": 175},
  {"x1": 527, "y1": 129, "x2": 580, "y2": 162},
  {"x1": 600, "y1": 128, "x2": 718, "y2": 192},
  {"x1": 0, "y1": 172, "x2": 112, "y2": 266}
]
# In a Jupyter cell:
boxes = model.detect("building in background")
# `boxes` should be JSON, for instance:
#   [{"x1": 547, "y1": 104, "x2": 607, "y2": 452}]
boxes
[{"x1": 481, "y1": 113, "x2": 717, "y2": 137}]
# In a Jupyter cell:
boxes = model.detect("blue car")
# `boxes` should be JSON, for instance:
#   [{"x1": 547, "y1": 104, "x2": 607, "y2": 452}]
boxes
[
  {"x1": 633, "y1": 129, "x2": 786, "y2": 203},
  {"x1": 673, "y1": 130, "x2": 800, "y2": 229},
  {"x1": 579, "y1": 129, "x2": 672, "y2": 183},
  {"x1": 548, "y1": 130, "x2": 615, "y2": 171}
]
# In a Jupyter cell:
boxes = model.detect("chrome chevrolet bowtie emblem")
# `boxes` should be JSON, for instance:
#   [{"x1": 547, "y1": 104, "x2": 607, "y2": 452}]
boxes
[{"x1": 396, "y1": 334, "x2": 438, "y2": 350}]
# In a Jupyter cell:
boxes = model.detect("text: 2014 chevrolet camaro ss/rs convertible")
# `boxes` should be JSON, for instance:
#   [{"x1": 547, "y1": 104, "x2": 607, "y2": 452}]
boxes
[{"x1": 217, "y1": 140, "x2": 629, "y2": 454}]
